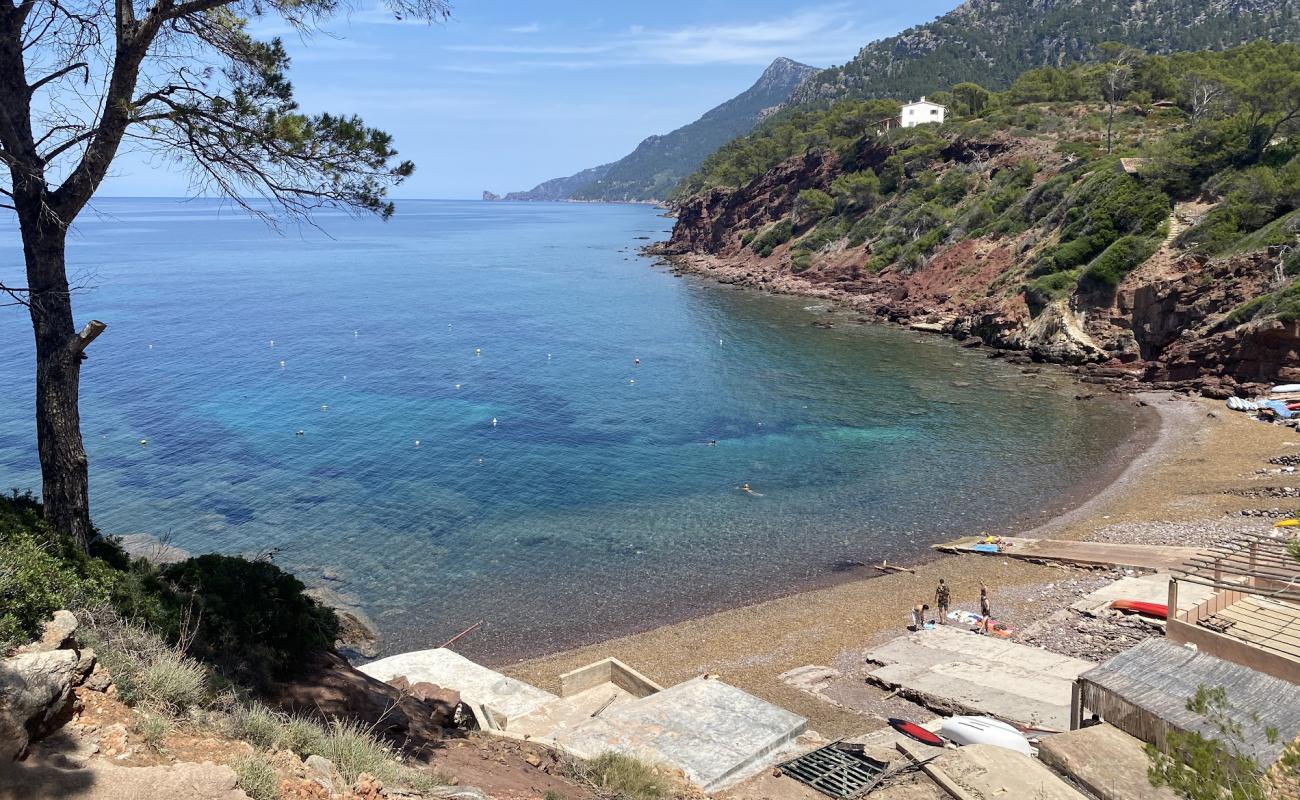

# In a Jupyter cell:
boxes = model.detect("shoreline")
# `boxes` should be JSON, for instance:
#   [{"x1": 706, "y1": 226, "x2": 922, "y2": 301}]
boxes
[{"x1": 503, "y1": 392, "x2": 1298, "y2": 735}]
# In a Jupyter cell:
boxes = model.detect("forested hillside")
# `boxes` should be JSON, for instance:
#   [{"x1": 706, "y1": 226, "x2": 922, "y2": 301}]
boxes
[
  {"x1": 790, "y1": 0, "x2": 1300, "y2": 106},
  {"x1": 660, "y1": 42, "x2": 1300, "y2": 395}
]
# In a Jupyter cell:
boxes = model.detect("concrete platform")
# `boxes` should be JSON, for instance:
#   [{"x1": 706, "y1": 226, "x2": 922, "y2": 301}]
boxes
[
  {"x1": 553, "y1": 676, "x2": 807, "y2": 792},
  {"x1": 509, "y1": 683, "x2": 640, "y2": 739},
  {"x1": 935, "y1": 537, "x2": 1201, "y2": 572},
  {"x1": 1070, "y1": 573, "x2": 1216, "y2": 620},
  {"x1": 357, "y1": 648, "x2": 556, "y2": 724},
  {"x1": 1037, "y1": 724, "x2": 1180, "y2": 800},
  {"x1": 900, "y1": 741, "x2": 1090, "y2": 800},
  {"x1": 864, "y1": 626, "x2": 1093, "y2": 729}
]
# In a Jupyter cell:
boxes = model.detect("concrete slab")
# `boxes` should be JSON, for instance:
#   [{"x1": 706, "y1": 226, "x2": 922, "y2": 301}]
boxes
[
  {"x1": 935, "y1": 537, "x2": 1201, "y2": 573},
  {"x1": 508, "y1": 683, "x2": 639, "y2": 739},
  {"x1": 904, "y1": 742, "x2": 1090, "y2": 800},
  {"x1": 1037, "y1": 724, "x2": 1180, "y2": 800},
  {"x1": 864, "y1": 626, "x2": 1094, "y2": 729},
  {"x1": 357, "y1": 648, "x2": 556, "y2": 724},
  {"x1": 553, "y1": 676, "x2": 807, "y2": 792},
  {"x1": 1070, "y1": 574, "x2": 1216, "y2": 619}
]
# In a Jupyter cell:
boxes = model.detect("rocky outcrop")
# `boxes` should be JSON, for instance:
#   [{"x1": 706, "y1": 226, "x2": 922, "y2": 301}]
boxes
[
  {"x1": 480, "y1": 191, "x2": 501, "y2": 201},
  {"x1": 0, "y1": 650, "x2": 81, "y2": 760},
  {"x1": 662, "y1": 149, "x2": 840, "y2": 256},
  {"x1": 0, "y1": 758, "x2": 251, "y2": 800}
]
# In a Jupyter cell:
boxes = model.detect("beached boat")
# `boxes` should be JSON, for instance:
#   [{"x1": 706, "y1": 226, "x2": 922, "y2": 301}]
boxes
[
  {"x1": 1110, "y1": 599, "x2": 1168, "y2": 618},
  {"x1": 888, "y1": 718, "x2": 944, "y2": 747},
  {"x1": 939, "y1": 716, "x2": 1033, "y2": 756}
]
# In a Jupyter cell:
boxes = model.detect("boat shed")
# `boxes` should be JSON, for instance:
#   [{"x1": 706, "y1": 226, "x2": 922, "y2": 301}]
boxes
[{"x1": 1071, "y1": 638, "x2": 1300, "y2": 768}]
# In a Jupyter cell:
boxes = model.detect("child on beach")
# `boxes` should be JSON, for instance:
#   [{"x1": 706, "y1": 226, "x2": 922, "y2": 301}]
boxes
[
  {"x1": 911, "y1": 603, "x2": 930, "y2": 631},
  {"x1": 979, "y1": 585, "x2": 992, "y2": 635}
]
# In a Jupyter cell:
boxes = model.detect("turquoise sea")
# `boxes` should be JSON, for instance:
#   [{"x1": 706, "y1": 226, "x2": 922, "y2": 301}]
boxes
[{"x1": 0, "y1": 199, "x2": 1142, "y2": 661}]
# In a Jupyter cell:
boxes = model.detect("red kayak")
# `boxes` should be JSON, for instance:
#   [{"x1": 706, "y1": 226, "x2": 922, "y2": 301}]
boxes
[
  {"x1": 889, "y1": 718, "x2": 944, "y2": 747},
  {"x1": 1110, "y1": 599, "x2": 1168, "y2": 619}
]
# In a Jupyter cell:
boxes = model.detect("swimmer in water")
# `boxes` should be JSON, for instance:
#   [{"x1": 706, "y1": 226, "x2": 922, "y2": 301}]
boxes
[
  {"x1": 706, "y1": 440, "x2": 717, "y2": 446},
  {"x1": 740, "y1": 483, "x2": 762, "y2": 496}
]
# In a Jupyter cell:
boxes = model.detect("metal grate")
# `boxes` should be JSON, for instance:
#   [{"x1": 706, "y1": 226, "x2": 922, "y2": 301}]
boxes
[{"x1": 778, "y1": 742, "x2": 890, "y2": 799}]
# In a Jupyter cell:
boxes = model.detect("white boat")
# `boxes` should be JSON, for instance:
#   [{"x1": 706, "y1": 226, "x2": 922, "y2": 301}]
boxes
[
  {"x1": 1271, "y1": 384, "x2": 1300, "y2": 394},
  {"x1": 939, "y1": 716, "x2": 1033, "y2": 756}
]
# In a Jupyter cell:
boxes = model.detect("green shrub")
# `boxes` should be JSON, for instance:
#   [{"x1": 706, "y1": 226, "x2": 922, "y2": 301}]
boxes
[
  {"x1": 751, "y1": 219, "x2": 794, "y2": 257},
  {"x1": 1024, "y1": 269, "x2": 1081, "y2": 310},
  {"x1": 791, "y1": 252, "x2": 812, "y2": 273},
  {"x1": 568, "y1": 752, "x2": 674, "y2": 800},
  {"x1": 1080, "y1": 235, "x2": 1161, "y2": 291},
  {"x1": 0, "y1": 493, "x2": 118, "y2": 650},
  {"x1": 233, "y1": 755, "x2": 279, "y2": 800},
  {"x1": 159, "y1": 555, "x2": 338, "y2": 683},
  {"x1": 830, "y1": 170, "x2": 880, "y2": 211},
  {"x1": 794, "y1": 189, "x2": 834, "y2": 226}
]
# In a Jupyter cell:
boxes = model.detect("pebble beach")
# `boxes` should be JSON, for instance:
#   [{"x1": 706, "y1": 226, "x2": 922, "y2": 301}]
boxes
[{"x1": 506, "y1": 392, "x2": 1300, "y2": 737}]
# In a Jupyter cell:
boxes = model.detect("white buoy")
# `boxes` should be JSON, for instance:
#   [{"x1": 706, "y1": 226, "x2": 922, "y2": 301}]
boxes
[
  {"x1": 321, "y1": 404, "x2": 328, "y2": 411},
  {"x1": 414, "y1": 439, "x2": 421, "y2": 447},
  {"x1": 491, "y1": 417, "x2": 497, "y2": 427},
  {"x1": 629, "y1": 379, "x2": 635, "y2": 384},
  {"x1": 279, "y1": 360, "x2": 285, "y2": 368},
  {"x1": 454, "y1": 384, "x2": 461, "y2": 390},
  {"x1": 139, "y1": 439, "x2": 147, "y2": 446},
  {"x1": 147, "y1": 344, "x2": 153, "y2": 350},
  {"x1": 475, "y1": 348, "x2": 481, "y2": 357},
  {"x1": 270, "y1": 340, "x2": 275, "y2": 347}
]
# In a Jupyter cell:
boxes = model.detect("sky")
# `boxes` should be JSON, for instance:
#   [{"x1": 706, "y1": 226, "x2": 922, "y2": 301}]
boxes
[{"x1": 103, "y1": 0, "x2": 959, "y2": 199}]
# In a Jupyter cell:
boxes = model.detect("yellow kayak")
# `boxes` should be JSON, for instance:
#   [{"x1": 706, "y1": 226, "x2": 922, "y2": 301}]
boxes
[{"x1": 1275, "y1": 519, "x2": 1300, "y2": 527}]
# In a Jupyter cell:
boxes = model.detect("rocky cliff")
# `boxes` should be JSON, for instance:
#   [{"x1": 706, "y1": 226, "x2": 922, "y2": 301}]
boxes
[{"x1": 657, "y1": 81, "x2": 1300, "y2": 397}]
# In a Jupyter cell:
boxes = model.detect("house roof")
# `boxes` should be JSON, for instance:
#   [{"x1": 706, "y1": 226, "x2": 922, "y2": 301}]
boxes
[
  {"x1": 1079, "y1": 638, "x2": 1300, "y2": 767},
  {"x1": 903, "y1": 97, "x2": 946, "y2": 109}
]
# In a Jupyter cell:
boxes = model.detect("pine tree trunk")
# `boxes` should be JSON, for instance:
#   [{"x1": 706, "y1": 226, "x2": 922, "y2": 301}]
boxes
[{"x1": 20, "y1": 204, "x2": 94, "y2": 550}]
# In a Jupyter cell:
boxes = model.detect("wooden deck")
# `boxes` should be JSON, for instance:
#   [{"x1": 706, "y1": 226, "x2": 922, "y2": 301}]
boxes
[
  {"x1": 1204, "y1": 597, "x2": 1300, "y2": 665},
  {"x1": 934, "y1": 537, "x2": 1203, "y2": 573}
]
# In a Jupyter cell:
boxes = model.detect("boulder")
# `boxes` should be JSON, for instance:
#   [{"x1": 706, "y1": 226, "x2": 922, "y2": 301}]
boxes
[
  {"x1": 0, "y1": 650, "x2": 79, "y2": 760},
  {"x1": 0, "y1": 758, "x2": 250, "y2": 799},
  {"x1": 407, "y1": 683, "x2": 461, "y2": 728},
  {"x1": 16, "y1": 611, "x2": 78, "y2": 654}
]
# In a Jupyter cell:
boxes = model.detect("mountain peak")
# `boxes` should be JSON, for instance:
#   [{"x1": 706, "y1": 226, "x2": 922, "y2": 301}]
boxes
[{"x1": 755, "y1": 57, "x2": 818, "y2": 92}]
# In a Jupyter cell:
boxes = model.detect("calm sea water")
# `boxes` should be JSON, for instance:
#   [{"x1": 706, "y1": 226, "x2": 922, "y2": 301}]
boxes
[{"x1": 0, "y1": 199, "x2": 1141, "y2": 661}]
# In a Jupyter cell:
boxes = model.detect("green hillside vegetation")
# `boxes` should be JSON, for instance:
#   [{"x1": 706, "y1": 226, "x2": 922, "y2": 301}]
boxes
[
  {"x1": 788, "y1": 0, "x2": 1300, "y2": 106},
  {"x1": 703, "y1": 42, "x2": 1300, "y2": 315},
  {"x1": 0, "y1": 491, "x2": 336, "y2": 686}
]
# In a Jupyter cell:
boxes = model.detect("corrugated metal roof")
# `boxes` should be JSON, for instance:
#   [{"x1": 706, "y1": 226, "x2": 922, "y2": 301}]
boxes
[{"x1": 1079, "y1": 639, "x2": 1300, "y2": 767}]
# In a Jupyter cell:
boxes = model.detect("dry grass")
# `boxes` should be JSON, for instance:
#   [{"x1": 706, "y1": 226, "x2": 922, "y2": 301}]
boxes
[
  {"x1": 233, "y1": 753, "x2": 279, "y2": 800},
  {"x1": 77, "y1": 608, "x2": 210, "y2": 714},
  {"x1": 566, "y1": 752, "x2": 676, "y2": 800}
]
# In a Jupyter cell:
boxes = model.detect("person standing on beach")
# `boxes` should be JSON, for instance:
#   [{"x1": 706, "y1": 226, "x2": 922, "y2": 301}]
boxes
[
  {"x1": 935, "y1": 579, "x2": 950, "y2": 624},
  {"x1": 979, "y1": 585, "x2": 992, "y2": 635}
]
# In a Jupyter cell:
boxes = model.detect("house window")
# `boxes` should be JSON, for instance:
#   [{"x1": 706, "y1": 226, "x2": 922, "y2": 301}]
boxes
[{"x1": 931, "y1": 109, "x2": 939, "y2": 115}]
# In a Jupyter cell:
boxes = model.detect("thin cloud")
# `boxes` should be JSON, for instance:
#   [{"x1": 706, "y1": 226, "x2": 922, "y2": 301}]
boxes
[
  {"x1": 507, "y1": 22, "x2": 542, "y2": 34},
  {"x1": 446, "y1": 5, "x2": 872, "y2": 68}
]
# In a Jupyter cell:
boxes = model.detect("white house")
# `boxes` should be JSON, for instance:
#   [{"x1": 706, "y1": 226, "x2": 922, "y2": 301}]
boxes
[{"x1": 900, "y1": 97, "x2": 946, "y2": 128}]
